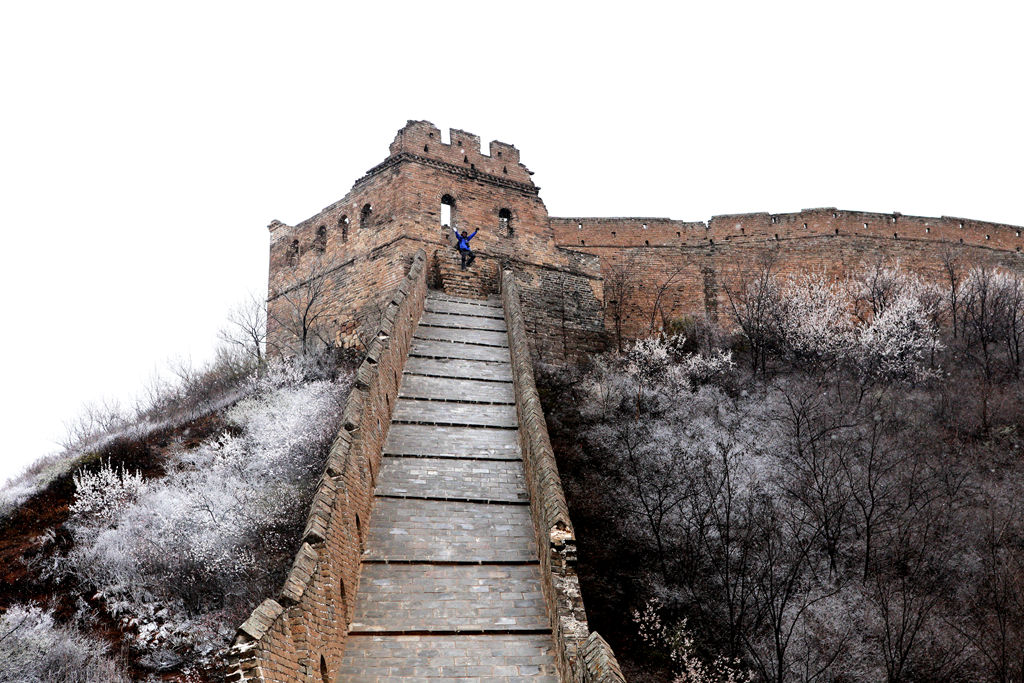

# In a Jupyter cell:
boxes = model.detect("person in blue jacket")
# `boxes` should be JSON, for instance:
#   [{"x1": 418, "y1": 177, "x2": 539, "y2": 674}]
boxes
[{"x1": 453, "y1": 226, "x2": 478, "y2": 270}]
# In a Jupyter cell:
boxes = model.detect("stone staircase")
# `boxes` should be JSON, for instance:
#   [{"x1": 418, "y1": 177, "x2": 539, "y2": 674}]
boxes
[
  {"x1": 336, "y1": 291, "x2": 559, "y2": 682},
  {"x1": 432, "y1": 249, "x2": 500, "y2": 301}
]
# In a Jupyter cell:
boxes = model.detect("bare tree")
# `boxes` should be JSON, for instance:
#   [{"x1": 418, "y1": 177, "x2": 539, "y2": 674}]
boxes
[
  {"x1": 941, "y1": 248, "x2": 964, "y2": 338},
  {"x1": 648, "y1": 255, "x2": 686, "y2": 335},
  {"x1": 604, "y1": 254, "x2": 637, "y2": 351},
  {"x1": 725, "y1": 250, "x2": 780, "y2": 375},
  {"x1": 219, "y1": 292, "x2": 267, "y2": 367},
  {"x1": 266, "y1": 256, "x2": 335, "y2": 357}
]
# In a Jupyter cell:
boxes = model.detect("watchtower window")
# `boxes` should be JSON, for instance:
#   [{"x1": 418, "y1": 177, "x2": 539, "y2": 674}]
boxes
[
  {"x1": 339, "y1": 215, "x2": 349, "y2": 242},
  {"x1": 499, "y1": 208, "x2": 513, "y2": 237},
  {"x1": 314, "y1": 225, "x2": 327, "y2": 253},
  {"x1": 440, "y1": 195, "x2": 455, "y2": 227},
  {"x1": 288, "y1": 239, "x2": 299, "y2": 264},
  {"x1": 360, "y1": 204, "x2": 373, "y2": 228}
]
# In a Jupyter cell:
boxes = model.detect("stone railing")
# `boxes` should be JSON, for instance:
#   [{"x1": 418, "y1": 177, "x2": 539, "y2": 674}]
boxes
[
  {"x1": 501, "y1": 267, "x2": 626, "y2": 683},
  {"x1": 225, "y1": 249, "x2": 427, "y2": 683}
]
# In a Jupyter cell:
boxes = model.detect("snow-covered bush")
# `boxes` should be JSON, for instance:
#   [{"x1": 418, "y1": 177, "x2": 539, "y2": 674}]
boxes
[
  {"x1": 855, "y1": 292, "x2": 941, "y2": 381},
  {"x1": 0, "y1": 604, "x2": 130, "y2": 683},
  {"x1": 1, "y1": 343, "x2": 259, "y2": 521},
  {"x1": 626, "y1": 335, "x2": 736, "y2": 395},
  {"x1": 64, "y1": 359, "x2": 352, "y2": 667},
  {"x1": 675, "y1": 349, "x2": 736, "y2": 388},
  {"x1": 70, "y1": 461, "x2": 148, "y2": 526},
  {"x1": 773, "y1": 272, "x2": 852, "y2": 366},
  {"x1": 625, "y1": 336, "x2": 672, "y2": 386},
  {"x1": 635, "y1": 600, "x2": 753, "y2": 683}
]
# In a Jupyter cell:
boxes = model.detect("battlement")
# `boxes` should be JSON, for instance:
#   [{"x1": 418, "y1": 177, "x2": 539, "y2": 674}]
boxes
[
  {"x1": 387, "y1": 120, "x2": 533, "y2": 185},
  {"x1": 553, "y1": 208, "x2": 1024, "y2": 252}
]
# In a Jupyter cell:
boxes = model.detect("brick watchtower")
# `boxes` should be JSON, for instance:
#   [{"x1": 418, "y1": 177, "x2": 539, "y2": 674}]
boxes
[{"x1": 266, "y1": 120, "x2": 605, "y2": 358}]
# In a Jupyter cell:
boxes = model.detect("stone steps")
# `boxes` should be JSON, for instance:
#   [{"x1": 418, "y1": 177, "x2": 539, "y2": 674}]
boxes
[
  {"x1": 399, "y1": 375, "x2": 516, "y2": 404},
  {"x1": 336, "y1": 290, "x2": 558, "y2": 681}
]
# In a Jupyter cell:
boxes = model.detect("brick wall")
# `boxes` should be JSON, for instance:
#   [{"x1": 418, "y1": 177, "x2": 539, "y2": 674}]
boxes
[
  {"x1": 267, "y1": 121, "x2": 1024, "y2": 364},
  {"x1": 225, "y1": 250, "x2": 427, "y2": 683},
  {"x1": 552, "y1": 210, "x2": 1024, "y2": 341},
  {"x1": 266, "y1": 120, "x2": 606, "y2": 361},
  {"x1": 502, "y1": 268, "x2": 625, "y2": 683}
]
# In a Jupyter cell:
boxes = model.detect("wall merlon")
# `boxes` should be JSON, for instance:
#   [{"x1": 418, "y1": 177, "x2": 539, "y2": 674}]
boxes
[
  {"x1": 382, "y1": 119, "x2": 535, "y2": 185},
  {"x1": 341, "y1": 390, "x2": 365, "y2": 431},
  {"x1": 278, "y1": 543, "x2": 318, "y2": 606},
  {"x1": 489, "y1": 139, "x2": 520, "y2": 164},
  {"x1": 236, "y1": 599, "x2": 284, "y2": 643}
]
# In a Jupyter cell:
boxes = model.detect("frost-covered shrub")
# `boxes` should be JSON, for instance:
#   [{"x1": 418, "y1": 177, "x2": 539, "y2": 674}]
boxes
[
  {"x1": 65, "y1": 359, "x2": 351, "y2": 666},
  {"x1": 626, "y1": 335, "x2": 736, "y2": 395},
  {"x1": 773, "y1": 272, "x2": 852, "y2": 365},
  {"x1": 0, "y1": 604, "x2": 130, "y2": 683},
  {"x1": 855, "y1": 292, "x2": 941, "y2": 381},
  {"x1": 676, "y1": 349, "x2": 736, "y2": 388},
  {"x1": 625, "y1": 336, "x2": 672, "y2": 386},
  {"x1": 1, "y1": 344, "x2": 259, "y2": 521},
  {"x1": 635, "y1": 600, "x2": 753, "y2": 683},
  {"x1": 70, "y1": 461, "x2": 148, "y2": 526}
]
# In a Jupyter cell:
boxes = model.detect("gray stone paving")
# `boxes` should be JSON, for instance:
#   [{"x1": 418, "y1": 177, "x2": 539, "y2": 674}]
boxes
[
  {"x1": 399, "y1": 375, "x2": 515, "y2": 404},
  {"x1": 411, "y1": 339, "x2": 511, "y2": 363},
  {"x1": 376, "y1": 458, "x2": 528, "y2": 502},
  {"x1": 384, "y1": 424, "x2": 521, "y2": 460},
  {"x1": 393, "y1": 399, "x2": 518, "y2": 428},
  {"x1": 339, "y1": 635, "x2": 558, "y2": 682},
  {"x1": 415, "y1": 326, "x2": 510, "y2": 347},
  {"x1": 404, "y1": 357, "x2": 514, "y2": 382},
  {"x1": 425, "y1": 299, "x2": 505, "y2": 318},
  {"x1": 349, "y1": 564, "x2": 548, "y2": 632},
  {"x1": 337, "y1": 291, "x2": 556, "y2": 681},
  {"x1": 421, "y1": 311, "x2": 508, "y2": 331},
  {"x1": 363, "y1": 499, "x2": 537, "y2": 563}
]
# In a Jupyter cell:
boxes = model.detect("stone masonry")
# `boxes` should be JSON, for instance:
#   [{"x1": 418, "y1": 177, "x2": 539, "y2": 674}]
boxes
[
  {"x1": 337, "y1": 290, "x2": 560, "y2": 681},
  {"x1": 267, "y1": 120, "x2": 1024, "y2": 360},
  {"x1": 245, "y1": 120, "x2": 1024, "y2": 681},
  {"x1": 231, "y1": 256, "x2": 625, "y2": 681}
]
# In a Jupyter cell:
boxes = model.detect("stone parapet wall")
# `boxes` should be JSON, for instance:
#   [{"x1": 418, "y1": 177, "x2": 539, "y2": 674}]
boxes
[
  {"x1": 552, "y1": 209, "x2": 1024, "y2": 251},
  {"x1": 552, "y1": 210, "x2": 1024, "y2": 342},
  {"x1": 501, "y1": 268, "x2": 625, "y2": 683},
  {"x1": 225, "y1": 250, "x2": 427, "y2": 683}
]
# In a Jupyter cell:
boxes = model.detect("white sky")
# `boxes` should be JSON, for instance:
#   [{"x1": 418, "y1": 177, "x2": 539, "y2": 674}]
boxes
[{"x1": 1, "y1": 1, "x2": 1022, "y2": 484}]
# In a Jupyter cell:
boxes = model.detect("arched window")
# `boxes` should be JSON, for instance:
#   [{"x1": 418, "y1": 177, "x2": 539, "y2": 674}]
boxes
[
  {"x1": 360, "y1": 204, "x2": 373, "y2": 228},
  {"x1": 440, "y1": 194, "x2": 455, "y2": 227},
  {"x1": 288, "y1": 239, "x2": 299, "y2": 264},
  {"x1": 339, "y1": 215, "x2": 349, "y2": 242},
  {"x1": 313, "y1": 225, "x2": 327, "y2": 253},
  {"x1": 499, "y1": 208, "x2": 513, "y2": 237},
  {"x1": 320, "y1": 656, "x2": 329, "y2": 683}
]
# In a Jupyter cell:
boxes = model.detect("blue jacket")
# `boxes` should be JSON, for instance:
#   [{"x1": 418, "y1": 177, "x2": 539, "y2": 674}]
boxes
[{"x1": 453, "y1": 227, "x2": 477, "y2": 250}]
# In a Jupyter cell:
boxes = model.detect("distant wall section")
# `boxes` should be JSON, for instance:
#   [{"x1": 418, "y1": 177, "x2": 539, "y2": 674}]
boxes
[{"x1": 552, "y1": 209, "x2": 1024, "y2": 342}]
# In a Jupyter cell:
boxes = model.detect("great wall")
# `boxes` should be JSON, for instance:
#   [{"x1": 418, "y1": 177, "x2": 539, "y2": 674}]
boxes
[{"x1": 230, "y1": 121, "x2": 1024, "y2": 681}]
